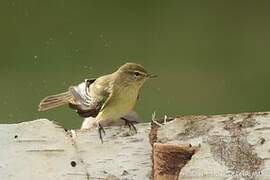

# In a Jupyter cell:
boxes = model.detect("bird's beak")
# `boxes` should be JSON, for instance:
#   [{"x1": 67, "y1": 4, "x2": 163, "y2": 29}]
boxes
[{"x1": 147, "y1": 73, "x2": 158, "y2": 79}]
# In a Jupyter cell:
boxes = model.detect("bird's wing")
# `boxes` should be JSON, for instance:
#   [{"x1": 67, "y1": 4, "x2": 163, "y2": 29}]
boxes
[
  {"x1": 68, "y1": 78, "x2": 112, "y2": 118},
  {"x1": 99, "y1": 89, "x2": 114, "y2": 112},
  {"x1": 99, "y1": 83, "x2": 140, "y2": 112}
]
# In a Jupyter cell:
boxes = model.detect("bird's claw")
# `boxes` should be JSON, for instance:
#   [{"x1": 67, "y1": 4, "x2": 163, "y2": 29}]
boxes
[
  {"x1": 97, "y1": 123, "x2": 105, "y2": 143},
  {"x1": 121, "y1": 118, "x2": 137, "y2": 133}
]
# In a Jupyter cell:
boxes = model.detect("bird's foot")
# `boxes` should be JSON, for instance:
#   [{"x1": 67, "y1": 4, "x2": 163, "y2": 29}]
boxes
[
  {"x1": 97, "y1": 123, "x2": 106, "y2": 143},
  {"x1": 121, "y1": 117, "x2": 137, "y2": 133}
]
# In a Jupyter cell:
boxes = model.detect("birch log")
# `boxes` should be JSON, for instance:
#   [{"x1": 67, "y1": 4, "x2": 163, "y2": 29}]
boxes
[
  {"x1": 155, "y1": 112, "x2": 270, "y2": 180},
  {"x1": 1, "y1": 112, "x2": 270, "y2": 180},
  {"x1": 0, "y1": 119, "x2": 152, "y2": 180}
]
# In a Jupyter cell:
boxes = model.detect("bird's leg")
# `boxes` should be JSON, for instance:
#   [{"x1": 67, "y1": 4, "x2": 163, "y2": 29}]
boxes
[
  {"x1": 97, "y1": 123, "x2": 105, "y2": 143},
  {"x1": 121, "y1": 117, "x2": 137, "y2": 133}
]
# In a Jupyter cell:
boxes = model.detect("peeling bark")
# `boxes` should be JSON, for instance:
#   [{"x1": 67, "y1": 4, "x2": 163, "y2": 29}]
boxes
[{"x1": 153, "y1": 143, "x2": 197, "y2": 180}]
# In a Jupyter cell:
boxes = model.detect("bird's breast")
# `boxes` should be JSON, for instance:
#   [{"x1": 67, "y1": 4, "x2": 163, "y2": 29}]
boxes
[
  {"x1": 119, "y1": 87, "x2": 138, "y2": 110},
  {"x1": 98, "y1": 86, "x2": 139, "y2": 122}
]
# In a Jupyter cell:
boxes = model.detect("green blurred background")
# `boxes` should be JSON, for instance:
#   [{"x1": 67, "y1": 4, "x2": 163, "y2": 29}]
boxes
[{"x1": 1, "y1": 0, "x2": 270, "y2": 128}]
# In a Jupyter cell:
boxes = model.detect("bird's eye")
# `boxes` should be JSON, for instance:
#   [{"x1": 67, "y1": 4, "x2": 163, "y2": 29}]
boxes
[{"x1": 134, "y1": 72, "x2": 140, "y2": 76}]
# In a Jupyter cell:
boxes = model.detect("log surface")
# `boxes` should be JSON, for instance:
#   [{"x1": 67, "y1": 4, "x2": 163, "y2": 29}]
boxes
[
  {"x1": 1, "y1": 112, "x2": 270, "y2": 180},
  {"x1": 157, "y1": 112, "x2": 270, "y2": 180},
  {"x1": 0, "y1": 119, "x2": 152, "y2": 180}
]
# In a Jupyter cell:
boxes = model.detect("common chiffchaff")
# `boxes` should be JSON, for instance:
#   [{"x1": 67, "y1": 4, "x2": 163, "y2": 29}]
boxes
[{"x1": 38, "y1": 62, "x2": 155, "y2": 142}]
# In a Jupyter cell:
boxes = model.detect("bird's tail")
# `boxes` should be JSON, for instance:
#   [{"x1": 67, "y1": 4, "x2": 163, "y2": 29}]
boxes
[{"x1": 38, "y1": 91, "x2": 73, "y2": 111}]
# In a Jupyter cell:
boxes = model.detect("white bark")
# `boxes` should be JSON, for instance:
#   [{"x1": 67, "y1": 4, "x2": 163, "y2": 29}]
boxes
[
  {"x1": 156, "y1": 112, "x2": 270, "y2": 180},
  {"x1": 74, "y1": 122, "x2": 152, "y2": 180},
  {"x1": 0, "y1": 119, "x2": 86, "y2": 180},
  {"x1": 0, "y1": 119, "x2": 151, "y2": 180},
  {"x1": 1, "y1": 112, "x2": 270, "y2": 180}
]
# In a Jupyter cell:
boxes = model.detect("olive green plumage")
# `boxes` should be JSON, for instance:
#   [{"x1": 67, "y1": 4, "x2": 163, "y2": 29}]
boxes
[{"x1": 38, "y1": 63, "x2": 154, "y2": 128}]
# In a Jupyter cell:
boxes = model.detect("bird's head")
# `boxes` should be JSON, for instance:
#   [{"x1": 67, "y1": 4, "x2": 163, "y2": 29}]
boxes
[{"x1": 115, "y1": 62, "x2": 156, "y2": 88}]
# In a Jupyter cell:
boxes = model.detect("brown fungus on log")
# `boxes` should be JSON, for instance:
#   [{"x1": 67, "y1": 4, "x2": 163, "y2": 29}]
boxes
[
  {"x1": 152, "y1": 143, "x2": 197, "y2": 180},
  {"x1": 149, "y1": 121, "x2": 161, "y2": 179}
]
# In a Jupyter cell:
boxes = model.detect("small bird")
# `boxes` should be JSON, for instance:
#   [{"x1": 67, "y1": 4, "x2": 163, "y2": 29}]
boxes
[{"x1": 38, "y1": 63, "x2": 155, "y2": 142}]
